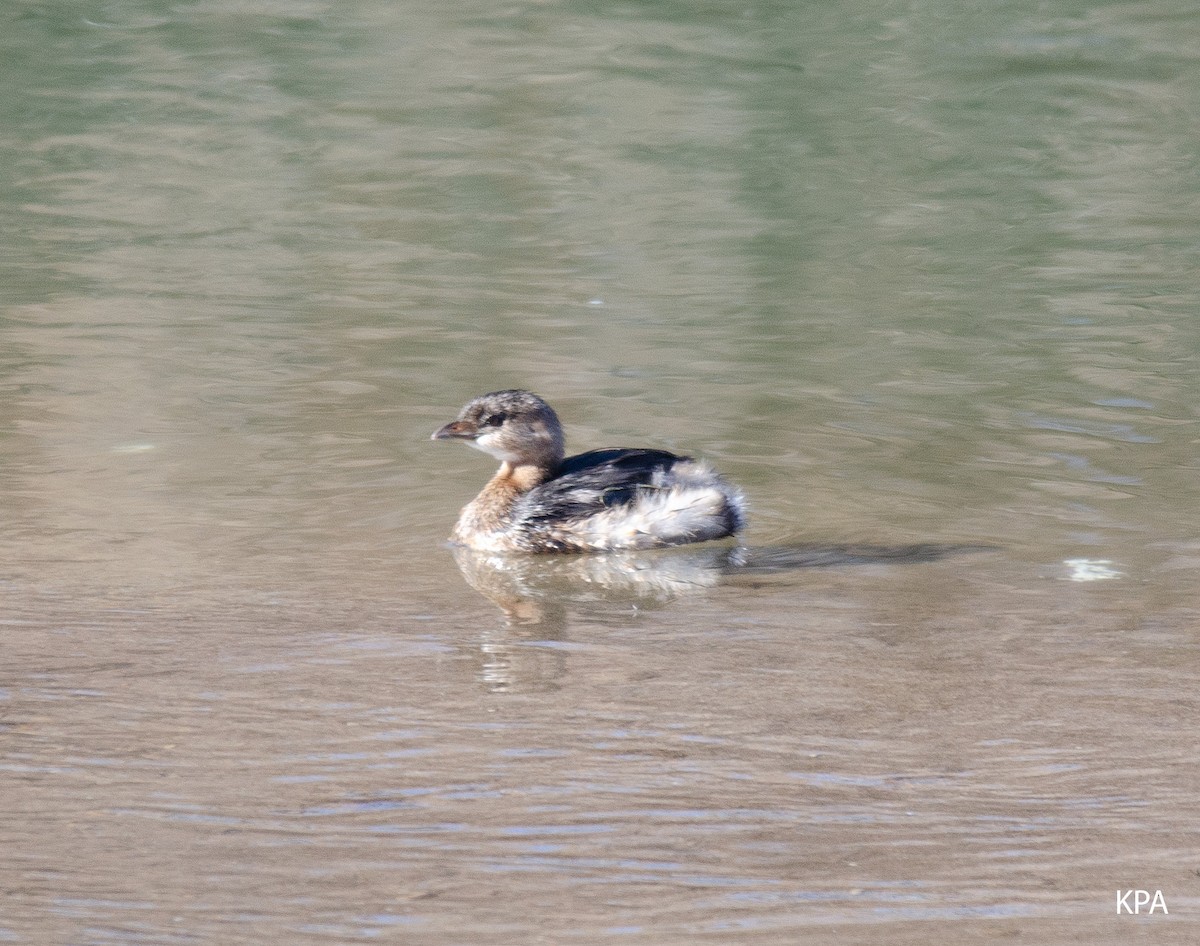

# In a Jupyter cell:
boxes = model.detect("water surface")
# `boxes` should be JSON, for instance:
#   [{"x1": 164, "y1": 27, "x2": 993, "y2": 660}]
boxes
[{"x1": 3, "y1": 1, "x2": 1199, "y2": 942}]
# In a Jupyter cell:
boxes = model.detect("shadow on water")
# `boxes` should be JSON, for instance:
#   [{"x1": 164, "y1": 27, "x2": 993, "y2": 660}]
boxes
[
  {"x1": 715, "y1": 542, "x2": 996, "y2": 572},
  {"x1": 451, "y1": 543, "x2": 994, "y2": 692},
  {"x1": 453, "y1": 541, "x2": 993, "y2": 621},
  {"x1": 456, "y1": 541, "x2": 993, "y2": 612}
]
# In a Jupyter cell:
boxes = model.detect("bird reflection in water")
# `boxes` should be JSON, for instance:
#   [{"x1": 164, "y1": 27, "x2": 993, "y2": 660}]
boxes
[{"x1": 452, "y1": 542, "x2": 988, "y2": 693}]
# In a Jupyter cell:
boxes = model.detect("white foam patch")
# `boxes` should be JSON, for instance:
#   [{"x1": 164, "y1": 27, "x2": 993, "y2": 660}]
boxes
[{"x1": 1062, "y1": 558, "x2": 1124, "y2": 581}]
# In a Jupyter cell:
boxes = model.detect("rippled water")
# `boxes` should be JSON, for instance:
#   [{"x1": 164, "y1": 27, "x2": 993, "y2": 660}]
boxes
[{"x1": 3, "y1": 1, "x2": 1199, "y2": 943}]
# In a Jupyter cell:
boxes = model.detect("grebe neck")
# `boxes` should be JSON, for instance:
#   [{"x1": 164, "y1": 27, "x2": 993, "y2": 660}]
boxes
[
  {"x1": 451, "y1": 460, "x2": 553, "y2": 543},
  {"x1": 496, "y1": 460, "x2": 554, "y2": 493}
]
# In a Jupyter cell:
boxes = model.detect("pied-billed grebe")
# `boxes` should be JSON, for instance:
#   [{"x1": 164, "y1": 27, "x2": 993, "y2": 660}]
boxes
[{"x1": 432, "y1": 390, "x2": 746, "y2": 553}]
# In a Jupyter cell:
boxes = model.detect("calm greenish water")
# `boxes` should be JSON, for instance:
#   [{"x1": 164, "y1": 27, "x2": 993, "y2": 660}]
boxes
[{"x1": 3, "y1": 2, "x2": 1199, "y2": 943}]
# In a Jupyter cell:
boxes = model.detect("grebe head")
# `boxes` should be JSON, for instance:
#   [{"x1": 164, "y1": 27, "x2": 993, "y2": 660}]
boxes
[{"x1": 432, "y1": 390, "x2": 565, "y2": 469}]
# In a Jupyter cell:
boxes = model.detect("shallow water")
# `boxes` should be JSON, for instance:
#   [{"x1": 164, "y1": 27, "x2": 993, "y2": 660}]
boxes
[{"x1": 3, "y1": 1, "x2": 1200, "y2": 942}]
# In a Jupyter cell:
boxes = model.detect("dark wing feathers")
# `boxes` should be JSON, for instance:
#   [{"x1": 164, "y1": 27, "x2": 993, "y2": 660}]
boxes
[
  {"x1": 521, "y1": 448, "x2": 689, "y2": 520},
  {"x1": 555, "y1": 448, "x2": 686, "y2": 478}
]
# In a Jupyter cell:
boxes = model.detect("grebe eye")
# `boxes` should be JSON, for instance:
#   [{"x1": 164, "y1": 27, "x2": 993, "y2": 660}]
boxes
[{"x1": 482, "y1": 412, "x2": 508, "y2": 428}]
